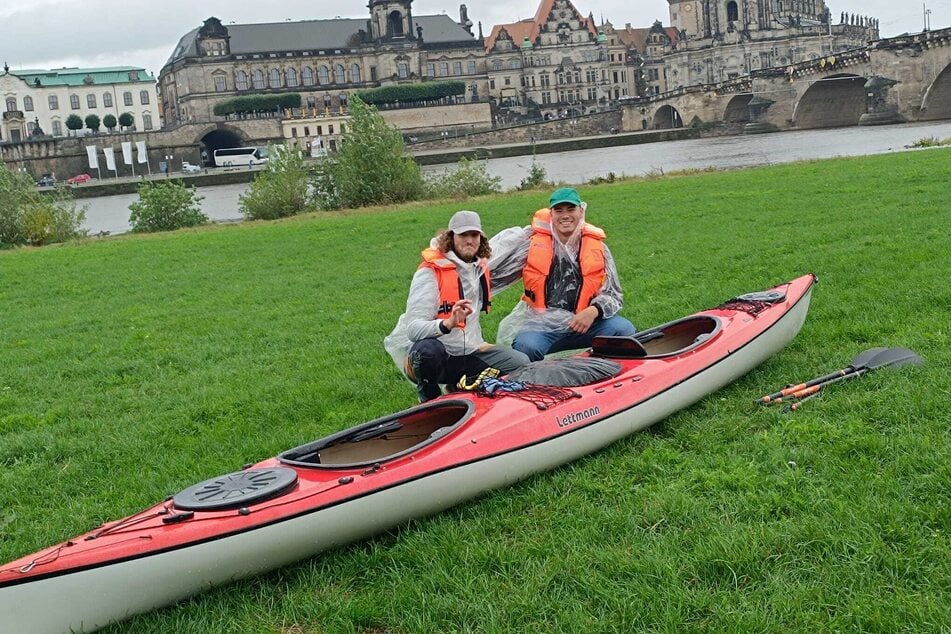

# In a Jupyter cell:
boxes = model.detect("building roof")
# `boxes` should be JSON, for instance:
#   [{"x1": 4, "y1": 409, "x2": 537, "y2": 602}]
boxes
[
  {"x1": 614, "y1": 25, "x2": 681, "y2": 55},
  {"x1": 485, "y1": 0, "x2": 598, "y2": 51},
  {"x1": 166, "y1": 14, "x2": 479, "y2": 67},
  {"x1": 5, "y1": 66, "x2": 153, "y2": 87}
]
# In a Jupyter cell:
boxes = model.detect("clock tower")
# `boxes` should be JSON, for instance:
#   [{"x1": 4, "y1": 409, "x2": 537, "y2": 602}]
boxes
[
  {"x1": 369, "y1": 0, "x2": 416, "y2": 41},
  {"x1": 668, "y1": 1, "x2": 702, "y2": 38}
]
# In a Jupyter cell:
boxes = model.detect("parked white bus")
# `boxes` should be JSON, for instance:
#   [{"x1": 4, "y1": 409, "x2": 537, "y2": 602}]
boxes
[{"x1": 213, "y1": 147, "x2": 269, "y2": 167}]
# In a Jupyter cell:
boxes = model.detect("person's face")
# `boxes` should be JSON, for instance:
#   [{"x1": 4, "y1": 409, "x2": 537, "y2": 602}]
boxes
[
  {"x1": 452, "y1": 230, "x2": 482, "y2": 262},
  {"x1": 551, "y1": 203, "x2": 582, "y2": 241}
]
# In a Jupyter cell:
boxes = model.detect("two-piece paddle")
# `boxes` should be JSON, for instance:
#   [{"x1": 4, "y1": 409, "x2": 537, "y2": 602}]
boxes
[
  {"x1": 781, "y1": 347, "x2": 924, "y2": 411},
  {"x1": 756, "y1": 347, "x2": 887, "y2": 405}
]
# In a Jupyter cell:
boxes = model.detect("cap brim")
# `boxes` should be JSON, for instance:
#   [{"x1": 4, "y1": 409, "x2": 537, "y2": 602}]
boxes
[{"x1": 452, "y1": 225, "x2": 483, "y2": 234}]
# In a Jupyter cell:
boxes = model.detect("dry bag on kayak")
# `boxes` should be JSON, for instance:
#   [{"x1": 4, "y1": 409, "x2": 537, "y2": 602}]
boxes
[{"x1": 507, "y1": 357, "x2": 622, "y2": 387}]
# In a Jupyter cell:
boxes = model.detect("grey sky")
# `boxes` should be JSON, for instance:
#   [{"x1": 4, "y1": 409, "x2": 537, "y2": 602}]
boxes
[{"x1": 2, "y1": 1, "x2": 947, "y2": 76}]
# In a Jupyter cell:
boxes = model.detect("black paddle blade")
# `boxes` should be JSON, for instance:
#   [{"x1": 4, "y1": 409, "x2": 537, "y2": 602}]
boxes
[
  {"x1": 848, "y1": 347, "x2": 888, "y2": 369},
  {"x1": 857, "y1": 347, "x2": 924, "y2": 371}
]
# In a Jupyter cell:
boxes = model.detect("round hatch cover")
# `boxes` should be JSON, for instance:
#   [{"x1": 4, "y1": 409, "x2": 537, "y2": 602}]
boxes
[
  {"x1": 735, "y1": 290, "x2": 785, "y2": 303},
  {"x1": 173, "y1": 467, "x2": 298, "y2": 511}
]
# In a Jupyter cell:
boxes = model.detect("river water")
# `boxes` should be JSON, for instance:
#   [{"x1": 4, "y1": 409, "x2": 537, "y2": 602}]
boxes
[{"x1": 80, "y1": 120, "x2": 951, "y2": 235}]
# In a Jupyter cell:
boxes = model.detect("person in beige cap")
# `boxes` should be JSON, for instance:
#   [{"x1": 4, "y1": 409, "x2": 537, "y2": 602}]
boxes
[{"x1": 384, "y1": 210, "x2": 529, "y2": 402}]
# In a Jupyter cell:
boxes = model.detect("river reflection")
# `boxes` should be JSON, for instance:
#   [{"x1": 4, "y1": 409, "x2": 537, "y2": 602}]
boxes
[{"x1": 80, "y1": 120, "x2": 951, "y2": 235}]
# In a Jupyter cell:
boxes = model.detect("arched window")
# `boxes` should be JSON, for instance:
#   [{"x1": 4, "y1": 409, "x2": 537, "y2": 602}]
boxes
[
  {"x1": 318, "y1": 65, "x2": 330, "y2": 84},
  {"x1": 351, "y1": 64, "x2": 361, "y2": 83},
  {"x1": 387, "y1": 10, "x2": 404, "y2": 37},
  {"x1": 286, "y1": 68, "x2": 298, "y2": 87},
  {"x1": 333, "y1": 64, "x2": 346, "y2": 83},
  {"x1": 236, "y1": 70, "x2": 249, "y2": 90},
  {"x1": 87, "y1": 94, "x2": 97, "y2": 108},
  {"x1": 252, "y1": 70, "x2": 265, "y2": 89},
  {"x1": 269, "y1": 68, "x2": 281, "y2": 88},
  {"x1": 302, "y1": 67, "x2": 314, "y2": 86},
  {"x1": 123, "y1": 91, "x2": 133, "y2": 106},
  {"x1": 71, "y1": 94, "x2": 82, "y2": 109},
  {"x1": 727, "y1": 1, "x2": 739, "y2": 21},
  {"x1": 103, "y1": 92, "x2": 113, "y2": 107},
  {"x1": 398, "y1": 62, "x2": 409, "y2": 79},
  {"x1": 52, "y1": 119, "x2": 63, "y2": 136},
  {"x1": 23, "y1": 96, "x2": 34, "y2": 111},
  {"x1": 323, "y1": 94, "x2": 332, "y2": 107},
  {"x1": 339, "y1": 92, "x2": 348, "y2": 107},
  {"x1": 5, "y1": 97, "x2": 16, "y2": 112},
  {"x1": 140, "y1": 90, "x2": 150, "y2": 105},
  {"x1": 48, "y1": 95, "x2": 59, "y2": 110}
]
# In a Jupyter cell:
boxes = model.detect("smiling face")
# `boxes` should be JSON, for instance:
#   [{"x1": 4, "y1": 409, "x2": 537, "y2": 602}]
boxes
[
  {"x1": 550, "y1": 203, "x2": 583, "y2": 241},
  {"x1": 452, "y1": 230, "x2": 483, "y2": 262}
]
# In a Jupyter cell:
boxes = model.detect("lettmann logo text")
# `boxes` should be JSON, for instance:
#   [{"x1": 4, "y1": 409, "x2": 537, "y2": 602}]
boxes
[{"x1": 556, "y1": 406, "x2": 601, "y2": 428}]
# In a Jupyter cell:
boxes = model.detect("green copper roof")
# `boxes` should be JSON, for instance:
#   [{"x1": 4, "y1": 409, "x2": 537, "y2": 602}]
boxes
[{"x1": 7, "y1": 66, "x2": 154, "y2": 87}]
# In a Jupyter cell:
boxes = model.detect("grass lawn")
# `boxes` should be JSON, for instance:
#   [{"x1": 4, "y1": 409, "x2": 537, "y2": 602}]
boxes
[{"x1": 1, "y1": 148, "x2": 948, "y2": 633}]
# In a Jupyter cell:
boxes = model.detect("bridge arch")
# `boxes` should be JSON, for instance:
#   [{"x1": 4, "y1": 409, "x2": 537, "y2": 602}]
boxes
[
  {"x1": 652, "y1": 105, "x2": 683, "y2": 129},
  {"x1": 723, "y1": 94, "x2": 753, "y2": 122},
  {"x1": 920, "y1": 61, "x2": 951, "y2": 121},
  {"x1": 197, "y1": 126, "x2": 250, "y2": 166},
  {"x1": 793, "y1": 74, "x2": 867, "y2": 129}
]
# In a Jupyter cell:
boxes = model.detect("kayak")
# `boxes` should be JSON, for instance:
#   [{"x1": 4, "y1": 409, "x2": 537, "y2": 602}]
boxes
[{"x1": 0, "y1": 274, "x2": 816, "y2": 633}]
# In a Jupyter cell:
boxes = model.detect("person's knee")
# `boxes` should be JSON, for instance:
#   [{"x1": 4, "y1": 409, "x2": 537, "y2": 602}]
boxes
[
  {"x1": 409, "y1": 339, "x2": 447, "y2": 381},
  {"x1": 603, "y1": 316, "x2": 637, "y2": 337},
  {"x1": 513, "y1": 336, "x2": 546, "y2": 362}
]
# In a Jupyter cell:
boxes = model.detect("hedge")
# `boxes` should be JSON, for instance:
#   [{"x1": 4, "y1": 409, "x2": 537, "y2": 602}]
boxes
[
  {"x1": 214, "y1": 93, "x2": 302, "y2": 116},
  {"x1": 356, "y1": 81, "x2": 465, "y2": 106}
]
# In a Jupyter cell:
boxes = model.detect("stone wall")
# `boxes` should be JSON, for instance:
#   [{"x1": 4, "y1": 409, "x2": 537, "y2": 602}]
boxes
[
  {"x1": 411, "y1": 110, "x2": 622, "y2": 151},
  {"x1": 379, "y1": 103, "x2": 492, "y2": 134}
]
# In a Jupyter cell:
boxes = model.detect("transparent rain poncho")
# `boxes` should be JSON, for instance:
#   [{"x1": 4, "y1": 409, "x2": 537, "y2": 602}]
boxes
[{"x1": 488, "y1": 205, "x2": 626, "y2": 346}]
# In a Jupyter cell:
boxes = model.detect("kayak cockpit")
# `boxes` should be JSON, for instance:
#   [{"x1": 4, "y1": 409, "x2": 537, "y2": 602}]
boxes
[
  {"x1": 278, "y1": 400, "x2": 474, "y2": 469},
  {"x1": 592, "y1": 315, "x2": 721, "y2": 359}
]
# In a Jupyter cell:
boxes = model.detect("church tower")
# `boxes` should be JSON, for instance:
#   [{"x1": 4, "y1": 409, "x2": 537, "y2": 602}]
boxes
[
  {"x1": 668, "y1": 1, "x2": 703, "y2": 38},
  {"x1": 369, "y1": 0, "x2": 416, "y2": 41}
]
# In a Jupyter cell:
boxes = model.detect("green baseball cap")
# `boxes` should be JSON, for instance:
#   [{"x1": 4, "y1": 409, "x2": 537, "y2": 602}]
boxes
[{"x1": 549, "y1": 187, "x2": 582, "y2": 207}]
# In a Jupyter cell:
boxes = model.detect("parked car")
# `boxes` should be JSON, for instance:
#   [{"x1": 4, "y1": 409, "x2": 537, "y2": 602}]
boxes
[
  {"x1": 66, "y1": 173, "x2": 92, "y2": 185},
  {"x1": 181, "y1": 162, "x2": 202, "y2": 174},
  {"x1": 36, "y1": 175, "x2": 56, "y2": 187}
]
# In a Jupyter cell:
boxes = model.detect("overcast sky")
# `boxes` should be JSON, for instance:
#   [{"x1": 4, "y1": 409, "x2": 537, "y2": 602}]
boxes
[{"x1": 2, "y1": 1, "x2": 947, "y2": 77}]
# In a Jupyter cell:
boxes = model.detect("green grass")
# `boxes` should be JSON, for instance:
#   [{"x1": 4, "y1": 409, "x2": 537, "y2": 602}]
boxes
[{"x1": 2, "y1": 149, "x2": 949, "y2": 633}]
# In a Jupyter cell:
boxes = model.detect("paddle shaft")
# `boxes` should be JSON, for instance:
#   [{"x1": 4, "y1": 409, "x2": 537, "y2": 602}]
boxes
[
  {"x1": 758, "y1": 367, "x2": 856, "y2": 404},
  {"x1": 787, "y1": 366, "x2": 873, "y2": 400}
]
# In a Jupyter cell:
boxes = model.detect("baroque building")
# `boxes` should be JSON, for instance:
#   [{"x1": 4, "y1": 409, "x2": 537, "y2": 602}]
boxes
[
  {"x1": 0, "y1": 64, "x2": 157, "y2": 143},
  {"x1": 664, "y1": 0, "x2": 879, "y2": 87},
  {"x1": 485, "y1": 0, "x2": 639, "y2": 121},
  {"x1": 158, "y1": 1, "x2": 488, "y2": 130}
]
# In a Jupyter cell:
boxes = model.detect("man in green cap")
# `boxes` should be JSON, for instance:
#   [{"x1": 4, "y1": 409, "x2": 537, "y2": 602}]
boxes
[{"x1": 488, "y1": 187, "x2": 636, "y2": 360}]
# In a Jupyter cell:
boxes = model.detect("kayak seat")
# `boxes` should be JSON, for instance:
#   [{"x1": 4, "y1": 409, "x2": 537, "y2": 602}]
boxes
[{"x1": 592, "y1": 316, "x2": 722, "y2": 359}]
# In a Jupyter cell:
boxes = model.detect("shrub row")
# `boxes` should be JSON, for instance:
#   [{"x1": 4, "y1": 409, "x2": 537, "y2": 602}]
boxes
[
  {"x1": 213, "y1": 94, "x2": 302, "y2": 116},
  {"x1": 356, "y1": 81, "x2": 465, "y2": 106}
]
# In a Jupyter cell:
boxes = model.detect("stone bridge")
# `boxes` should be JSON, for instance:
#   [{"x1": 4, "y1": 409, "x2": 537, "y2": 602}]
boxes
[{"x1": 620, "y1": 27, "x2": 951, "y2": 132}]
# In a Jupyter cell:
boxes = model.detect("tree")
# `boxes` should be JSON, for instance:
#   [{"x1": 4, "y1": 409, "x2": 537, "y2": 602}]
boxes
[
  {"x1": 84, "y1": 114, "x2": 101, "y2": 133},
  {"x1": 118, "y1": 112, "x2": 134, "y2": 130},
  {"x1": 103, "y1": 114, "x2": 117, "y2": 132},
  {"x1": 239, "y1": 145, "x2": 311, "y2": 220},
  {"x1": 65, "y1": 114, "x2": 84, "y2": 136},
  {"x1": 314, "y1": 96, "x2": 423, "y2": 209},
  {"x1": 128, "y1": 181, "x2": 208, "y2": 233},
  {"x1": 0, "y1": 165, "x2": 87, "y2": 247}
]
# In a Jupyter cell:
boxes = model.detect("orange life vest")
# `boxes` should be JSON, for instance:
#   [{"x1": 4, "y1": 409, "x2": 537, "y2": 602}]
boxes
[
  {"x1": 419, "y1": 248, "x2": 491, "y2": 329},
  {"x1": 522, "y1": 208, "x2": 606, "y2": 312}
]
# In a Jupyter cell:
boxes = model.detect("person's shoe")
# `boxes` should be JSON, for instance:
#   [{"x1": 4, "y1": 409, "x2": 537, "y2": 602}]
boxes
[{"x1": 416, "y1": 381, "x2": 442, "y2": 403}]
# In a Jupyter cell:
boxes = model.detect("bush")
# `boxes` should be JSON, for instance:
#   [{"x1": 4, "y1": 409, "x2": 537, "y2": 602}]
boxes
[
  {"x1": 239, "y1": 145, "x2": 311, "y2": 220},
  {"x1": 103, "y1": 114, "x2": 117, "y2": 131},
  {"x1": 313, "y1": 96, "x2": 423, "y2": 210},
  {"x1": 357, "y1": 81, "x2": 465, "y2": 106},
  {"x1": 118, "y1": 112, "x2": 134, "y2": 129},
  {"x1": 214, "y1": 94, "x2": 301, "y2": 117},
  {"x1": 517, "y1": 155, "x2": 549, "y2": 190},
  {"x1": 85, "y1": 114, "x2": 101, "y2": 133},
  {"x1": 128, "y1": 181, "x2": 208, "y2": 233},
  {"x1": 65, "y1": 114, "x2": 84, "y2": 134},
  {"x1": 0, "y1": 166, "x2": 87, "y2": 247},
  {"x1": 424, "y1": 157, "x2": 502, "y2": 199}
]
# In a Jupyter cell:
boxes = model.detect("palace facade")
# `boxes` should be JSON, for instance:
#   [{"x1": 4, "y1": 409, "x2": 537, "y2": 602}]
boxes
[
  {"x1": 158, "y1": 1, "x2": 488, "y2": 127},
  {"x1": 0, "y1": 65, "x2": 157, "y2": 142},
  {"x1": 664, "y1": 0, "x2": 878, "y2": 88}
]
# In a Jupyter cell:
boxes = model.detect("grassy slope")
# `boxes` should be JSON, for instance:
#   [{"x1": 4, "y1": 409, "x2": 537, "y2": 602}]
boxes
[{"x1": 1, "y1": 149, "x2": 948, "y2": 633}]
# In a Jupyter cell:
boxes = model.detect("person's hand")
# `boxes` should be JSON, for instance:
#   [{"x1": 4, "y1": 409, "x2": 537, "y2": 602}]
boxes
[
  {"x1": 445, "y1": 299, "x2": 474, "y2": 329},
  {"x1": 568, "y1": 306, "x2": 599, "y2": 333}
]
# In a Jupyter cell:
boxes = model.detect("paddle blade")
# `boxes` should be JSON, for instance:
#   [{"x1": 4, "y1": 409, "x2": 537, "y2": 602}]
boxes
[
  {"x1": 847, "y1": 347, "x2": 888, "y2": 369},
  {"x1": 857, "y1": 347, "x2": 924, "y2": 371}
]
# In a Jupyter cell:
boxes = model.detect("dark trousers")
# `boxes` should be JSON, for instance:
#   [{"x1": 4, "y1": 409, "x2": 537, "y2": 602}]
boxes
[{"x1": 408, "y1": 339, "x2": 491, "y2": 400}]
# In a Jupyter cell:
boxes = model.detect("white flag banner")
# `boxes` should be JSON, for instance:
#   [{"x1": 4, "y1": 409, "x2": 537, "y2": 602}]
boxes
[
  {"x1": 85, "y1": 145, "x2": 100, "y2": 170},
  {"x1": 136, "y1": 141, "x2": 148, "y2": 164},
  {"x1": 121, "y1": 141, "x2": 134, "y2": 165},
  {"x1": 103, "y1": 147, "x2": 117, "y2": 171}
]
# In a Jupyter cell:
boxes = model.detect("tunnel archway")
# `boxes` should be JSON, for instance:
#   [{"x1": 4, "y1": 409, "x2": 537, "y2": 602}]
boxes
[
  {"x1": 723, "y1": 94, "x2": 753, "y2": 123},
  {"x1": 921, "y1": 61, "x2": 951, "y2": 121},
  {"x1": 199, "y1": 128, "x2": 247, "y2": 166},
  {"x1": 793, "y1": 74, "x2": 867, "y2": 129},
  {"x1": 652, "y1": 105, "x2": 683, "y2": 129}
]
